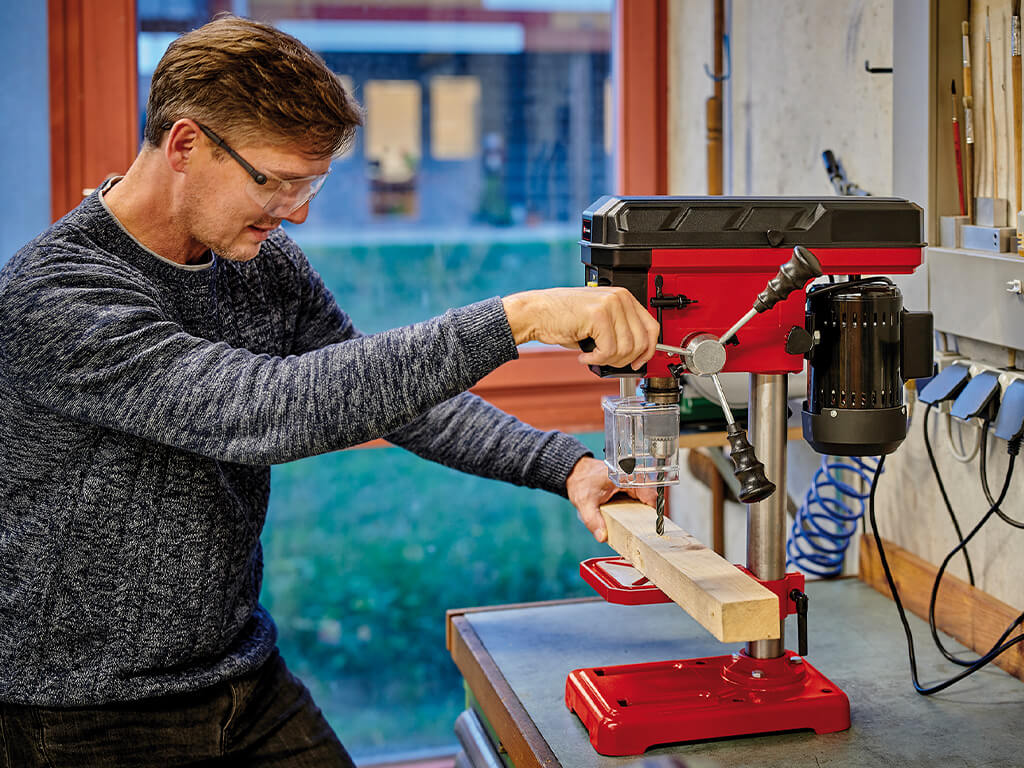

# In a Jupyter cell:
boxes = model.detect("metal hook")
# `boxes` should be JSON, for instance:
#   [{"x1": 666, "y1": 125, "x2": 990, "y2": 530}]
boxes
[
  {"x1": 864, "y1": 60, "x2": 893, "y2": 74},
  {"x1": 703, "y1": 34, "x2": 732, "y2": 82}
]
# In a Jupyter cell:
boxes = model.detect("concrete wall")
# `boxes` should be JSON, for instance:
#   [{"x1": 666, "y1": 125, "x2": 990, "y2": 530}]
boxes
[{"x1": 668, "y1": 0, "x2": 893, "y2": 198}]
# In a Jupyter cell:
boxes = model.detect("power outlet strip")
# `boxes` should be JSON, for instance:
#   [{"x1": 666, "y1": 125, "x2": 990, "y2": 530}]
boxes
[
  {"x1": 934, "y1": 350, "x2": 968, "y2": 373},
  {"x1": 931, "y1": 352, "x2": 970, "y2": 414},
  {"x1": 998, "y1": 368, "x2": 1024, "y2": 396}
]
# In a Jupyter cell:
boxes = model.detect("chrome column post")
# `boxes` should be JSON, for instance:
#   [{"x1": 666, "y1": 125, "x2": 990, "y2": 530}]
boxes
[{"x1": 746, "y1": 373, "x2": 788, "y2": 659}]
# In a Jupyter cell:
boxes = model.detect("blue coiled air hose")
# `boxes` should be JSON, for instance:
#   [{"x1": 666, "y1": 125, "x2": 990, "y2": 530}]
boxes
[{"x1": 786, "y1": 455, "x2": 881, "y2": 577}]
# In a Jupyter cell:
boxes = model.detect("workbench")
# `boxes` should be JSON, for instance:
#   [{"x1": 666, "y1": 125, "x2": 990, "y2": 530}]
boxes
[{"x1": 447, "y1": 578, "x2": 1024, "y2": 767}]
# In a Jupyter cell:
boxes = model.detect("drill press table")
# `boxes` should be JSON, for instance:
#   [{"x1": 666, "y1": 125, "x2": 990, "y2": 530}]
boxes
[{"x1": 446, "y1": 578, "x2": 1023, "y2": 768}]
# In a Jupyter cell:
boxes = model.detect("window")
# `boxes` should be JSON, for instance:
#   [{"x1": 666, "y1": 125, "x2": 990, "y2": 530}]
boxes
[
  {"x1": 135, "y1": 2, "x2": 616, "y2": 762},
  {"x1": 0, "y1": 4, "x2": 49, "y2": 263}
]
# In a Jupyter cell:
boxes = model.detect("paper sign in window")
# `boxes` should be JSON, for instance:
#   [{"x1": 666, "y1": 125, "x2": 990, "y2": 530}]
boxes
[
  {"x1": 430, "y1": 76, "x2": 481, "y2": 160},
  {"x1": 365, "y1": 79, "x2": 421, "y2": 183}
]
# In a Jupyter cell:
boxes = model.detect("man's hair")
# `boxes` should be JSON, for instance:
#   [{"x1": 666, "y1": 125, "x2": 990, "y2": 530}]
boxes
[{"x1": 144, "y1": 15, "x2": 362, "y2": 157}]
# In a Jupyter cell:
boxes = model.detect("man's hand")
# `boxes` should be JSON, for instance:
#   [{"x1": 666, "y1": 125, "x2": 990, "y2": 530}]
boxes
[
  {"x1": 501, "y1": 287, "x2": 660, "y2": 370},
  {"x1": 566, "y1": 456, "x2": 658, "y2": 542}
]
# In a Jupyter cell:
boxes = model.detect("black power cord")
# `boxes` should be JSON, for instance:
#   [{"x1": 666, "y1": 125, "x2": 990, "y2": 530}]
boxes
[
  {"x1": 926, "y1": 433, "x2": 1023, "y2": 666},
  {"x1": 980, "y1": 422, "x2": 1024, "y2": 528},
  {"x1": 868, "y1": 448, "x2": 1024, "y2": 695},
  {"x1": 922, "y1": 402, "x2": 976, "y2": 585}
]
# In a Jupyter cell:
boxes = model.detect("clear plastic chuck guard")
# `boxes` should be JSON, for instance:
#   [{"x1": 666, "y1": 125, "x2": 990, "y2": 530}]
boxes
[{"x1": 601, "y1": 395, "x2": 680, "y2": 487}]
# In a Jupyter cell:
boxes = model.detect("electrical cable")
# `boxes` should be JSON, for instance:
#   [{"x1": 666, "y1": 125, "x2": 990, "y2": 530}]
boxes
[
  {"x1": 868, "y1": 454, "x2": 1024, "y2": 695},
  {"x1": 927, "y1": 435, "x2": 1021, "y2": 666},
  {"x1": 945, "y1": 412, "x2": 982, "y2": 462},
  {"x1": 980, "y1": 422, "x2": 1024, "y2": 528},
  {"x1": 786, "y1": 455, "x2": 878, "y2": 577},
  {"x1": 922, "y1": 403, "x2": 976, "y2": 585}
]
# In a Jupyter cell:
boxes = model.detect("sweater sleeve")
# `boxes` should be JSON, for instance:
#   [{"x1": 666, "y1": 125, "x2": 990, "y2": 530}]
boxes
[
  {"x1": 0, "y1": 251, "x2": 518, "y2": 465},
  {"x1": 386, "y1": 392, "x2": 592, "y2": 497},
  {"x1": 269, "y1": 239, "x2": 591, "y2": 496}
]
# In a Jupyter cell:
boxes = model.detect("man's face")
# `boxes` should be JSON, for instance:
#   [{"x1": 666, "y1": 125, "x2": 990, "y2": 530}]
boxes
[{"x1": 182, "y1": 137, "x2": 331, "y2": 264}]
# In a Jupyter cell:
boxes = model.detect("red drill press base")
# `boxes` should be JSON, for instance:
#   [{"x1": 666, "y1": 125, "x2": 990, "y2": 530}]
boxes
[{"x1": 565, "y1": 649, "x2": 850, "y2": 756}]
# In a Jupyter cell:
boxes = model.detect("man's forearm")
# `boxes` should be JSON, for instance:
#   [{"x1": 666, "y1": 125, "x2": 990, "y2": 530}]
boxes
[{"x1": 386, "y1": 391, "x2": 590, "y2": 497}]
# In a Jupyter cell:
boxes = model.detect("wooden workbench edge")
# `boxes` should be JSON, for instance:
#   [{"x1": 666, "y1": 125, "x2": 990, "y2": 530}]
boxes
[
  {"x1": 446, "y1": 614, "x2": 558, "y2": 768},
  {"x1": 858, "y1": 533, "x2": 1024, "y2": 682},
  {"x1": 445, "y1": 597, "x2": 601, "y2": 652}
]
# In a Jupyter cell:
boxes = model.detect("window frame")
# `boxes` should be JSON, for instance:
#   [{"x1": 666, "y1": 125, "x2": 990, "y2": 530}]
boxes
[
  {"x1": 48, "y1": 0, "x2": 138, "y2": 222},
  {"x1": 48, "y1": 0, "x2": 667, "y2": 434}
]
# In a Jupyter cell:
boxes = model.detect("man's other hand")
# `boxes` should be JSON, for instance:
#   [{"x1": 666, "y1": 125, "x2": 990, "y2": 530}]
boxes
[
  {"x1": 565, "y1": 456, "x2": 658, "y2": 543},
  {"x1": 501, "y1": 287, "x2": 660, "y2": 370}
]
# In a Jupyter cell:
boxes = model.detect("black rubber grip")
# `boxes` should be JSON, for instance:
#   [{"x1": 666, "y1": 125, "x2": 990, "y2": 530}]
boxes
[
  {"x1": 791, "y1": 589, "x2": 809, "y2": 657},
  {"x1": 579, "y1": 337, "x2": 596, "y2": 353},
  {"x1": 726, "y1": 423, "x2": 776, "y2": 503},
  {"x1": 753, "y1": 245, "x2": 824, "y2": 313}
]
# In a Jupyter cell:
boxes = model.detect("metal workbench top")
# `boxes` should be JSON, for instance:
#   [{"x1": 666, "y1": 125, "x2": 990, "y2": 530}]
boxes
[{"x1": 448, "y1": 578, "x2": 1023, "y2": 768}]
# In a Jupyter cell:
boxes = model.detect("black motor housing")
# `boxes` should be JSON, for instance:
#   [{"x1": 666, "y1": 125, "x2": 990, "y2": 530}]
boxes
[{"x1": 802, "y1": 278, "x2": 933, "y2": 456}]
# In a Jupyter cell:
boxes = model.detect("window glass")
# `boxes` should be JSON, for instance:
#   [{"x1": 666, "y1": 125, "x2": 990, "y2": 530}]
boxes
[
  {"x1": 0, "y1": 3, "x2": 50, "y2": 263},
  {"x1": 138, "y1": 2, "x2": 612, "y2": 761},
  {"x1": 430, "y1": 76, "x2": 481, "y2": 160}
]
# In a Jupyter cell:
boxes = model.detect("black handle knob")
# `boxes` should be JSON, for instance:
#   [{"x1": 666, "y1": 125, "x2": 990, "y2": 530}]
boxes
[
  {"x1": 785, "y1": 325, "x2": 814, "y2": 355},
  {"x1": 725, "y1": 423, "x2": 776, "y2": 503},
  {"x1": 753, "y1": 245, "x2": 824, "y2": 313},
  {"x1": 791, "y1": 589, "x2": 809, "y2": 657}
]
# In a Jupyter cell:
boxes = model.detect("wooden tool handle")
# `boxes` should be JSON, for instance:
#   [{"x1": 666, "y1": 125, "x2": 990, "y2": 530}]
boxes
[{"x1": 1013, "y1": 54, "x2": 1022, "y2": 213}]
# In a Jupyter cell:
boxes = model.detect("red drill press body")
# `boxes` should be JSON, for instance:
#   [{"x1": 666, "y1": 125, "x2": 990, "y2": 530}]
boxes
[
  {"x1": 570, "y1": 196, "x2": 925, "y2": 755},
  {"x1": 581, "y1": 196, "x2": 925, "y2": 378}
]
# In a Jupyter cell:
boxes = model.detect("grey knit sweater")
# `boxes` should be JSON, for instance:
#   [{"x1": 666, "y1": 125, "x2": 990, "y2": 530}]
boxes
[{"x1": 0, "y1": 189, "x2": 590, "y2": 707}]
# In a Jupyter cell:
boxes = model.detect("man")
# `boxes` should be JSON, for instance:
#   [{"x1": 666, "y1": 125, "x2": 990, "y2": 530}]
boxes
[{"x1": 0, "y1": 15, "x2": 660, "y2": 767}]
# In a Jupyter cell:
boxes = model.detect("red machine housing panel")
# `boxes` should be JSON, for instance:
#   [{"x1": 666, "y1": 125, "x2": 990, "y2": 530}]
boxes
[{"x1": 644, "y1": 246, "x2": 923, "y2": 378}]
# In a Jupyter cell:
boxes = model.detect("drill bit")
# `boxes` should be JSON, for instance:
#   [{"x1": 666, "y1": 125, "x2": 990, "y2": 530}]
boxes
[{"x1": 656, "y1": 485, "x2": 666, "y2": 535}]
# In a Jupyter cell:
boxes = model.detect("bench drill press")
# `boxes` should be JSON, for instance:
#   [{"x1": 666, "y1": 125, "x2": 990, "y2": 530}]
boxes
[{"x1": 567, "y1": 195, "x2": 933, "y2": 755}]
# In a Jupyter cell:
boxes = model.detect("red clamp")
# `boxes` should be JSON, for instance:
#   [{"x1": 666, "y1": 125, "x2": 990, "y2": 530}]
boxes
[{"x1": 734, "y1": 566, "x2": 805, "y2": 619}]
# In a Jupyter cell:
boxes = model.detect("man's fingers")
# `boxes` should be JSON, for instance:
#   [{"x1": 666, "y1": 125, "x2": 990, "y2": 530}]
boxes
[
  {"x1": 579, "y1": 290, "x2": 655, "y2": 369},
  {"x1": 577, "y1": 503, "x2": 607, "y2": 543},
  {"x1": 503, "y1": 286, "x2": 659, "y2": 369}
]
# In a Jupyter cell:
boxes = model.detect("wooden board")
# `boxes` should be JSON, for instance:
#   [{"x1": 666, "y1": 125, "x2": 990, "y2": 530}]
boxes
[
  {"x1": 859, "y1": 533, "x2": 1024, "y2": 682},
  {"x1": 599, "y1": 500, "x2": 781, "y2": 642}
]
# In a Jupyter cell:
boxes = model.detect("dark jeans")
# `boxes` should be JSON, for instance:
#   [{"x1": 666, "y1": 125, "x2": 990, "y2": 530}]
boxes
[{"x1": 0, "y1": 650, "x2": 355, "y2": 768}]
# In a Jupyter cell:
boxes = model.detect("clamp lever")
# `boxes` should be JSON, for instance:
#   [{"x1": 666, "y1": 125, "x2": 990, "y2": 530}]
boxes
[{"x1": 791, "y1": 588, "x2": 809, "y2": 657}]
